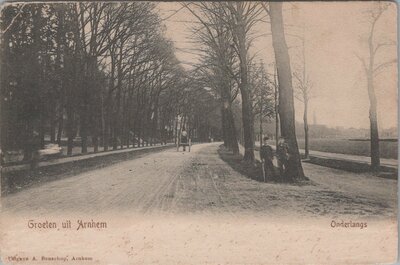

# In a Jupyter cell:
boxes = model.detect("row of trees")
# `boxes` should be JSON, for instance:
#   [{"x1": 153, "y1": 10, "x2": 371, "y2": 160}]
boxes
[
  {"x1": 184, "y1": 2, "x2": 306, "y2": 181},
  {"x1": 1, "y1": 2, "x2": 391, "y2": 178},
  {"x1": 0, "y1": 3, "x2": 219, "y2": 162},
  {"x1": 185, "y1": 1, "x2": 395, "y2": 177}
]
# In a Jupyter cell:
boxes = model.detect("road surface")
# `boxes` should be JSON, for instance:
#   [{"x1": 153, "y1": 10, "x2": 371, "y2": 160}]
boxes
[
  {"x1": 0, "y1": 143, "x2": 397, "y2": 264},
  {"x1": 1, "y1": 142, "x2": 396, "y2": 217}
]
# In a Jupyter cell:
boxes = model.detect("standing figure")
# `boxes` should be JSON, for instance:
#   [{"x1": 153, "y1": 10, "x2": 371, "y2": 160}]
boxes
[
  {"x1": 277, "y1": 137, "x2": 289, "y2": 176},
  {"x1": 260, "y1": 136, "x2": 275, "y2": 181},
  {"x1": 181, "y1": 128, "x2": 188, "y2": 151}
]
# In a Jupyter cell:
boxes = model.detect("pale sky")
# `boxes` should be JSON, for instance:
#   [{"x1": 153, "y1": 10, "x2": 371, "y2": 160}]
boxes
[{"x1": 157, "y1": 2, "x2": 398, "y2": 130}]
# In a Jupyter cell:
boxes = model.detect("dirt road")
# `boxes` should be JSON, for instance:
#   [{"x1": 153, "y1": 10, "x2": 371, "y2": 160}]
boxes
[
  {"x1": 1, "y1": 142, "x2": 396, "y2": 218},
  {"x1": 0, "y1": 143, "x2": 397, "y2": 264}
]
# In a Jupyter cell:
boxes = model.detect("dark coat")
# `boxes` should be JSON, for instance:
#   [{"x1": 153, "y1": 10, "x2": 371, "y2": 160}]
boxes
[{"x1": 260, "y1": 144, "x2": 273, "y2": 160}]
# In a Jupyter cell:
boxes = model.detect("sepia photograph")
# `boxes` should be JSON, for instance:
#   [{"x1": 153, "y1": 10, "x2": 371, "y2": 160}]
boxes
[{"x1": 0, "y1": 1, "x2": 398, "y2": 264}]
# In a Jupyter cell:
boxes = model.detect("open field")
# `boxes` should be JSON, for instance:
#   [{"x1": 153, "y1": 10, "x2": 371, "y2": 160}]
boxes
[{"x1": 284, "y1": 138, "x2": 397, "y2": 159}]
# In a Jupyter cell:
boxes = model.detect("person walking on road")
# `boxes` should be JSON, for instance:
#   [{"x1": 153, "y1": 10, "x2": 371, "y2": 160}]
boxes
[
  {"x1": 181, "y1": 127, "x2": 188, "y2": 151},
  {"x1": 260, "y1": 136, "x2": 275, "y2": 181}
]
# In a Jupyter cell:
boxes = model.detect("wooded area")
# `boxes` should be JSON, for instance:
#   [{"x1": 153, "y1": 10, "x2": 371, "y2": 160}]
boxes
[
  {"x1": 0, "y1": 2, "x2": 395, "y2": 181},
  {"x1": 1, "y1": 3, "x2": 220, "y2": 161}
]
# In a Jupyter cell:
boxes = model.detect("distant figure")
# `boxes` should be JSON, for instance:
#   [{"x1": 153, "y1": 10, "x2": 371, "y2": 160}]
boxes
[
  {"x1": 260, "y1": 136, "x2": 274, "y2": 180},
  {"x1": 181, "y1": 128, "x2": 188, "y2": 151},
  {"x1": 277, "y1": 137, "x2": 289, "y2": 176}
]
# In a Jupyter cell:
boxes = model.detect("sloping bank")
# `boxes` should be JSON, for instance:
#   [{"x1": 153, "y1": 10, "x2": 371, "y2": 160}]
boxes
[{"x1": 1, "y1": 144, "x2": 174, "y2": 196}]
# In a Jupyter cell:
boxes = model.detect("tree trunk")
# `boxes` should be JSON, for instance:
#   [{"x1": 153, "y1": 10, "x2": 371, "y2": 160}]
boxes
[
  {"x1": 112, "y1": 116, "x2": 118, "y2": 150},
  {"x1": 104, "y1": 110, "x2": 110, "y2": 151},
  {"x1": 50, "y1": 111, "x2": 56, "y2": 143},
  {"x1": 367, "y1": 23, "x2": 380, "y2": 171},
  {"x1": 137, "y1": 116, "x2": 142, "y2": 147},
  {"x1": 80, "y1": 108, "x2": 88, "y2": 154},
  {"x1": 93, "y1": 96, "x2": 100, "y2": 153},
  {"x1": 236, "y1": 9, "x2": 254, "y2": 162},
  {"x1": 304, "y1": 99, "x2": 309, "y2": 158},
  {"x1": 39, "y1": 111, "x2": 45, "y2": 149},
  {"x1": 221, "y1": 106, "x2": 228, "y2": 147},
  {"x1": 270, "y1": 2, "x2": 305, "y2": 181},
  {"x1": 238, "y1": 52, "x2": 254, "y2": 161},
  {"x1": 0, "y1": 10, "x2": 10, "y2": 154},
  {"x1": 368, "y1": 74, "x2": 380, "y2": 170},
  {"x1": 259, "y1": 99, "x2": 263, "y2": 144},
  {"x1": 93, "y1": 135, "x2": 99, "y2": 153},
  {"x1": 56, "y1": 111, "x2": 63, "y2": 145},
  {"x1": 174, "y1": 117, "x2": 178, "y2": 146},
  {"x1": 100, "y1": 93, "x2": 105, "y2": 150},
  {"x1": 104, "y1": 90, "x2": 114, "y2": 152},
  {"x1": 23, "y1": 121, "x2": 34, "y2": 161},
  {"x1": 221, "y1": 83, "x2": 239, "y2": 154},
  {"x1": 55, "y1": 8, "x2": 65, "y2": 147},
  {"x1": 92, "y1": 103, "x2": 99, "y2": 153},
  {"x1": 66, "y1": 106, "x2": 74, "y2": 156},
  {"x1": 225, "y1": 102, "x2": 239, "y2": 155},
  {"x1": 274, "y1": 67, "x2": 280, "y2": 148}
]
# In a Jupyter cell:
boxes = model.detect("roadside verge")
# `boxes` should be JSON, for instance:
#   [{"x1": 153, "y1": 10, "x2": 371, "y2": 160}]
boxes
[{"x1": 1, "y1": 144, "x2": 174, "y2": 196}]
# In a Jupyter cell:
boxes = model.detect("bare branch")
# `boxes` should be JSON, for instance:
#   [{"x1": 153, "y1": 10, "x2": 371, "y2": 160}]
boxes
[
  {"x1": 2, "y1": 4, "x2": 26, "y2": 34},
  {"x1": 354, "y1": 52, "x2": 368, "y2": 74},
  {"x1": 373, "y1": 59, "x2": 397, "y2": 74},
  {"x1": 373, "y1": 41, "x2": 396, "y2": 55}
]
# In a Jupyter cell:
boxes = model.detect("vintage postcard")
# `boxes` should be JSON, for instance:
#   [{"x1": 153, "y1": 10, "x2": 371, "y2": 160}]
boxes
[{"x1": 0, "y1": 1, "x2": 397, "y2": 264}]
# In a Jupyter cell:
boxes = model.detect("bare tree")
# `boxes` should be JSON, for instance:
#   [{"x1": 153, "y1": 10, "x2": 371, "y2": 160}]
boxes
[
  {"x1": 1, "y1": 2, "x2": 191, "y2": 163},
  {"x1": 224, "y1": 2, "x2": 264, "y2": 162},
  {"x1": 355, "y1": 2, "x2": 396, "y2": 170},
  {"x1": 248, "y1": 61, "x2": 275, "y2": 143},
  {"x1": 293, "y1": 73, "x2": 312, "y2": 159},
  {"x1": 184, "y1": 2, "x2": 264, "y2": 161},
  {"x1": 183, "y1": 3, "x2": 240, "y2": 155},
  {"x1": 266, "y1": 2, "x2": 306, "y2": 181},
  {"x1": 273, "y1": 64, "x2": 279, "y2": 148},
  {"x1": 293, "y1": 28, "x2": 313, "y2": 159}
]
